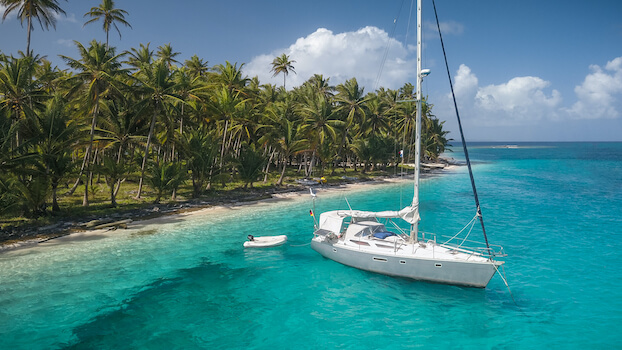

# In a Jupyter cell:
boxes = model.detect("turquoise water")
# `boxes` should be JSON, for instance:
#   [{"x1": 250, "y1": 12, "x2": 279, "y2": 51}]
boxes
[{"x1": 1, "y1": 142, "x2": 621, "y2": 349}]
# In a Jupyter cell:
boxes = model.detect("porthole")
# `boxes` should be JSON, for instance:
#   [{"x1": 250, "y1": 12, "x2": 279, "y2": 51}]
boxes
[
  {"x1": 373, "y1": 257, "x2": 388, "y2": 262},
  {"x1": 435, "y1": 263, "x2": 442, "y2": 268},
  {"x1": 399, "y1": 260, "x2": 406, "y2": 264}
]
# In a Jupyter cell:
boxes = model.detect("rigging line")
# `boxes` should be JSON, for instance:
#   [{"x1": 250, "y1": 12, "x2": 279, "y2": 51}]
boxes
[
  {"x1": 374, "y1": 0, "x2": 407, "y2": 91},
  {"x1": 405, "y1": 0, "x2": 415, "y2": 59},
  {"x1": 442, "y1": 213, "x2": 478, "y2": 245},
  {"x1": 495, "y1": 263, "x2": 517, "y2": 305},
  {"x1": 431, "y1": 0, "x2": 492, "y2": 255}
]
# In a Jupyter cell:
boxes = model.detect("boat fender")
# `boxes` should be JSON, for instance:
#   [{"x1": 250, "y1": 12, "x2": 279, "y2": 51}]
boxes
[{"x1": 247, "y1": 235, "x2": 254, "y2": 241}]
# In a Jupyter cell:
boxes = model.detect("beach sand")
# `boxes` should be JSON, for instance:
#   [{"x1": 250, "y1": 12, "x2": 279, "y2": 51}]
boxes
[
  {"x1": 0, "y1": 177, "x2": 409, "y2": 252},
  {"x1": 0, "y1": 165, "x2": 457, "y2": 253}
]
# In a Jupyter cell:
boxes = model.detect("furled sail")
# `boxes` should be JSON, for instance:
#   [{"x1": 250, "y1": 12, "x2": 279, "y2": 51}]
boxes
[{"x1": 318, "y1": 206, "x2": 420, "y2": 233}]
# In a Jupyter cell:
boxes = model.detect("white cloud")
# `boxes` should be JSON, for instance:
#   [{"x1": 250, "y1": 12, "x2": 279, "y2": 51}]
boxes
[
  {"x1": 443, "y1": 65, "x2": 562, "y2": 126},
  {"x1": 54, "y1": 12, "x2": 78, "y2": 24},
  {"x1": 1, "y1": 6, "x2": 75, "y2": 23},
  {"x1": 446, "y1": 58, "x2": 622, "y2": 128},
  {"x1": 0, "y1": 5, "x2": 12, "y2": 19},
  {"x1": 245, "y1": 26, "x2": 415, "y2": 90},
  {"x1": 566, "y1": 56, "x2": 622, "y2": 119},
  {"x1": 56, "y1": 39, "x2": 74, "y2": 47},
  {"x1": 475, "y1": 76, "x2": 561, "y2": 118},
  {"x1": 426, "y1": 20, "x2": 464, "y2": 36},
  {"x1": 454, "y1": 64, "x2": 478, "y2": 100}
]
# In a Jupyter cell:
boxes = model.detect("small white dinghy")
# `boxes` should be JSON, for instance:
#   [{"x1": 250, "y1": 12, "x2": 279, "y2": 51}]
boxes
[{"x1": 243, "y1": 235, "x2": 287, "y2": 248}]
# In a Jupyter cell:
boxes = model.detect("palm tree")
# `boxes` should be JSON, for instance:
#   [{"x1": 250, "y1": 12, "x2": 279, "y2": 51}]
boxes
[
  {"x1": 171, "y1": 66, "x2": 204, "y2": 138},
  {"x1": 212, "y1": 61, "x2": 248, "y2": 94},
  {"x1": 208, "y1": 86, "x2": 245, "y2": 169},
  {"x1": 0, "y1": 55, "x2": 44, "y2": 148},
  {"x1": 1, "y1": 0, "x2": 67, "y2": 56},
  {"x1": 125, "y1": 42, "x2": 153, "y2": 70},
  {"x1": 177, "y1": 125, "x2": 218, "y2": 197},
  {"x1": 61, "y1": 40, "x2": 127, "y2": 205},
  {"x1": 235, "y1": 143, "x2": 266, "y2": 189},
  {"x1": 184, "y1": 55, "x2": 209, "y2": 79},
  {"x1": 145, "y1": 160, "x2": 185, "y2": 204},
  {"x1": 156, "y1": 43, "x2": 180, "y2": 68},
  {"x1": 270, "y1": 53, "x2": 296, "y2": 89},
  {"x1": 362, "y1": 93, "x2": 390, "y2": 135},
  {"x1": 298, "y1": 93, "x2": 342, "y2": 176},
  {"x1": 264, "y1": 102, "x2": 307, "y2": 185},
  {"x1": 83, "y1": 0, "x2": 132, "y2": 48},
  {"x1": 97, "y1": 97, "x2": 142, "y2": 198},
  {"x1": 131, "y1": 59, "x2": 180, "y2": 199},
  {"x1": 422, "y1": 114, "x2": 451, "y2": 161},
  {"x1": 95, "y1": 155, "x2": 127, "y2": 206},
  {"x1": 34, "y1": 94, "x2": 78, "y2": 211},
  {"x1": 0, "y1": 173, "x2": 19, "y2": 216},
  {"x1": 335, "y1": 78, "x2": 368, "y2": 172},
  {"x1": 306, "y1": 74, "x2": 334, "y2": 99}
]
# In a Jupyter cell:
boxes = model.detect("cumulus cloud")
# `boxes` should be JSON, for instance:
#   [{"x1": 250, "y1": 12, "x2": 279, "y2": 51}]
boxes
[
  {"x1": 454, "y1": 64, "x2": 478, "y2": 100},
  {"x1": 566, "y1": 56, "x2": 622, "y2": 119},
  {"x1": 446, "y1": 64, "x2": 562, "y2": 126},
  {"x1": 475, "y1": 76, "x2": 561, "y2": 119},
  {"x1": 244, "y1": 25, "x2": 621, "y2": 128},
  {"x1": 245, "y1": 26, "x2": 415, "y2": 90},
  {"x1": 447, "y1": 58, "x2": 622, "y2": 127}
]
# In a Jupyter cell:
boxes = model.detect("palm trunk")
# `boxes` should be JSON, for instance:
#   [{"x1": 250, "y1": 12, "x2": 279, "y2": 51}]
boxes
[
  {"x1": 26, "y1": 17, "x2": 32, "y2": 56},
  {"x1": 137, "y1": 108, "x2": 158, "y2": 198},
  {"x1": 219, "y1": 119, "x2": 229, "y2": 168},
  {"x1": 297, "y1": 155, "x2": 303, "y2": 173},
  {"x1": 277, "y1": 156, "x2": 287, "y2": 185},
  {"x1": 263, "y1": 147, "x2": 274, "y2": 183},
  {"x1": 83, "y1": 171, "x2": 91, "y2": 206},
  {"x1": 68, "y1": 102, "x2": 99, "y2": 195},
  {"x1": 171, "y1": 104, "x2": 184, "y2": 200},
  {"x1": 51, "y1": 183, "x2": 60, "y2": 212},
  {"x1": 110, "y1": 182, "x2": 117, "y2": 207},
  {"x1": 307, "y1": 151, "x2": 316, "y2": 177}
]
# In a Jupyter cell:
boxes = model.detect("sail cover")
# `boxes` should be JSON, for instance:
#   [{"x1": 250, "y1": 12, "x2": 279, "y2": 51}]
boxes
[{"x1": 318, "y1": 206, "x2": 420, "y2": 233}]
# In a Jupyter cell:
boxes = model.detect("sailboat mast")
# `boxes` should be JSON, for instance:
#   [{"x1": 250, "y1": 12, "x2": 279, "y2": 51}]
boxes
[{"x1": 411, "y1": 0, "x2": 423, "y2": 242}]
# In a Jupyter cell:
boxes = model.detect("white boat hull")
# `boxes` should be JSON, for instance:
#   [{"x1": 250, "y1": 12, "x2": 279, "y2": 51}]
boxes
[
  {"x1": 244, "y1": 235, "x2": 288, "y2": 248},
  {"x1": 311, "y1": 239, "x2": 500, "y2": 288}
]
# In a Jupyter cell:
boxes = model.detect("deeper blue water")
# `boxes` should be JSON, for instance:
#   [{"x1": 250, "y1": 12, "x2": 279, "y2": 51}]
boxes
[{"x1": 1, "y1": 142, "x2": 621, "y2": 349}]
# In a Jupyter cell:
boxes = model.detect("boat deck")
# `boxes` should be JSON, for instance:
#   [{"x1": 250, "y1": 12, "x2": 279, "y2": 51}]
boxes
[{"x1": 338, "y1": 236, "x2": 493, "y2": 263}]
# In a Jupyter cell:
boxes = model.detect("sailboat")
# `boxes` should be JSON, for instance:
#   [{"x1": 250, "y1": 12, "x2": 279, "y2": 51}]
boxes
[{"x1": 310, "y1": 0, "x2": 505, "y2": 288}]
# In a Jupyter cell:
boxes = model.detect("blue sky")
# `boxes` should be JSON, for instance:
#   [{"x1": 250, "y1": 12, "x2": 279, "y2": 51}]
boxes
[{"x1": 1, "y1": 0, "x2": 621, "y2": 141}]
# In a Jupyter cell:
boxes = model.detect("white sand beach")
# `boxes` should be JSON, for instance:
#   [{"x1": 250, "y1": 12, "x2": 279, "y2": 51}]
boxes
[{"x1": 0, "y1": 164, "x2": 461, "y2": 253}]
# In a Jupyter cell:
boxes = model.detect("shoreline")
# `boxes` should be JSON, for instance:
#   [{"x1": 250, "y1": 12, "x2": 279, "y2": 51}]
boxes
[{"x1": 0, "y1": 166, "x2": 457, "y2": 253}]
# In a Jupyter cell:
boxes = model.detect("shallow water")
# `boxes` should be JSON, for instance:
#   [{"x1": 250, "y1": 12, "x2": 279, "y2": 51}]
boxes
[{"x1": 1, "y1": 142, "x2": 621, "y2": 349}]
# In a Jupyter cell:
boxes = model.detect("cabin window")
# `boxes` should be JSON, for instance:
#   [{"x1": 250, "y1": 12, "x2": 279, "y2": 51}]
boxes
[
  {"x1": 399, "y1": 260, "x2": 406, "y2": 264},
  {"x1": 435, "y1": 263, "x2": 442, "y2": 268},
  {"x1": 373, "y1": 257, "x2": 388, "y2": 262}
]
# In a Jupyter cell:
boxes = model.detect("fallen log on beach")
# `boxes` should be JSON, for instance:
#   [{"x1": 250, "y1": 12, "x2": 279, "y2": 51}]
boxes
[{"x1": 91, "y1": 219, "x2": 132, "y2": 230}]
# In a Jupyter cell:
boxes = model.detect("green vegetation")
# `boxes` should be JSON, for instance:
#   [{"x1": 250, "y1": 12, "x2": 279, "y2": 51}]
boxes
[{"x1": 0, "y1": 1, "x2": 450, "y2": 226}]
